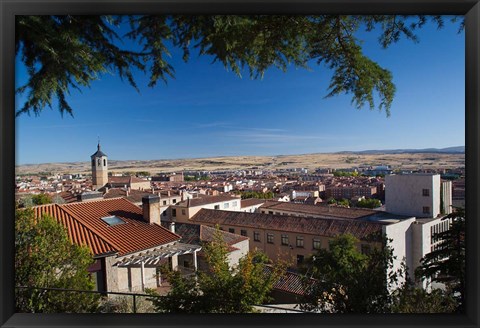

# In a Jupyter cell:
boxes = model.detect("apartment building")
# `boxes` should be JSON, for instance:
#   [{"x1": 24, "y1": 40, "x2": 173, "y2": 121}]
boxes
[
  {"x1": 325, "y1": 185, "x2": 377, "y2": 200},
  {"x1": 190, "y1": 198, "x2": 453, "y2": 289}
]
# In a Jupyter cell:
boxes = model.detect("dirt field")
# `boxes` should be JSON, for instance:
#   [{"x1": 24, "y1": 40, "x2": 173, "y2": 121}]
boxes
[{"x1": 15, "y1": 152, "x2": 465, "y2": 175}]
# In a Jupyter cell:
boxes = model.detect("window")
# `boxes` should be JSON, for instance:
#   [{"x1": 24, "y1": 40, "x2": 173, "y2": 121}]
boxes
[
  {"x1": 422, "y1": 189, "x2": 430, "y2": 196},
  {"x1": 97, "y1": 159, "x2": 101, "y2": 166},
  {"x1": 297, "y1": 255, "x2": 305, "y2": 265},
  {"x1": 103, "y1": 159, "x2": 106, "y2": 166},
  {"x1": 163, "y1": 200, "x2": 167, "y2": 205},
  {"x1": 281, "y1": 234, "x2": 289, "y2": 246},
  {"x1": 172, "y1": 209, "x2": 177, "y2": 217},
  {"x1": 268, "y1": 211, "x2": 273, "y2": 214},
  {"x1": 214, "y1": 205, "x2": 220, "y2": 210},
  {"x1": 162, "y1": 211, "x2": 166, "y2": 217},
  {"x1": 296, "y1": 236, "x2": 304, "y2": 248},
  {"x1": 423, "y1": 206, "x2": 430, "y2": 214},
  {"x1": 224, "y1": 203, "x2": 229, "y2": 209},
  {"x1": 313, "y1": 239, "x2": 321, "y2": 250},
  {"x1": 229, "y1": 228, "x2": 235, "y2": 234},
  {"x1": 101, "y1": 216, "x2": 125, "y2": 226},
  {"x1": 267, "y1": 233, "x2": 274, "y2": 244},
  {"x1": 181, "y1": 209, "x2": 186, "y2": 215},
  {"x1": 172, "y1": 199, "x2": 177, "y2": 203},
  {"x1": 254, "y1": 231, "x2": 260, "y2": 242},
  {"x1": 233, "y1": 201, "x2": 238, "y2": 207},
  {"x1": 241, "y1": 230, "x2": 247, "y2": 237}
]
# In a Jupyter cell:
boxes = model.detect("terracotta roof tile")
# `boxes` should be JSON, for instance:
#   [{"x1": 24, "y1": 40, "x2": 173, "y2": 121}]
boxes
[
  {"x1": 33, "y1": 204, "x2": 116, "y2": 256},
  {"x1": 34, "y1": 198, "x2": 181, "y2": 257},
  {"x1": 190, "y1": 209, "x2": 383, "y2": 240},
  {"x1": 61, "y1": 198, "x2": 181, "y2": 256},
  {"x1": 103, "y1": 188, "x2": 153, "y2": 203},
  {"x1": 161, "y1": 222, "x2": 248, "y2": 253},
  {"x1": 241, "y1": 198, "x2": 266, "y2": 208},
  {"x1": 260, "y1": 200, "x2": 376, "y2": 219},
  {"x1": 264, "y1": 266, "x2": 314, "y2": 296}
]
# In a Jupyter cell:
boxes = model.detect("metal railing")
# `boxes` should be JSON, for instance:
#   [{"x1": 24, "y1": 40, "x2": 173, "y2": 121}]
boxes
[
  {"x1": 16, "y1": 286, "x2": 161, "y2": 313},
  {"x1": 16, "y1": 286, "x2": 309, "y2": 313}
]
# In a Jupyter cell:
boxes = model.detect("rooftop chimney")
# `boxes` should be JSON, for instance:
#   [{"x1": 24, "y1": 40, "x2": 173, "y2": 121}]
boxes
[
  {"x1": 169, "y1": 222, "x2": 175, "y2": 233},
  {"x1": 142, "y1": 195, "x2": 161, "y2": 225}
]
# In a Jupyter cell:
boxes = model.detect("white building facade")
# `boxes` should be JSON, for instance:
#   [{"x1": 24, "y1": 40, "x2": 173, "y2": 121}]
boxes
[{"x1": 385, "y1": 173, "x2": 441, "y2": 218}]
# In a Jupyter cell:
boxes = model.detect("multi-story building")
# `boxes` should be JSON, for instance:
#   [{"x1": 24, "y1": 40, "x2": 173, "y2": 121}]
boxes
[
  {"x1": 189, "y1": 207, "x2": 416, "y2": 285},
  {"x1": 189, "y1": 197, "x2": 454, "y2": 290},
  {"x1": 441, "y1": 180, "x2": 453, "y2": 215},
  {"x1": 325, "y1": 185, "x2": 377, "y2": 200},
  {"x1": 165, "y1": 194, "x2": 242, "y2": 223},
  {"x1": 385, "y1": 173, "x2": 441, "y2": 218}
]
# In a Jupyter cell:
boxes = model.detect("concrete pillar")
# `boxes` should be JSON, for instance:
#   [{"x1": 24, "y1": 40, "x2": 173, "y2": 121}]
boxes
[
  {"x1": 140, "y1": 261, "x2": 145, "y2": 291},
  {"x1": 193, "y1": 250, "x2": 198, "y2": 270}
]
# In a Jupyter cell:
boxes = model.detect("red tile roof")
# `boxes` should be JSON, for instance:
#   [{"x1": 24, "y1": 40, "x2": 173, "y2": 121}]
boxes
[
  {"x1": 34, "y1": 204, "x2": 116, "y2": 256},
  {"x1": 241, "y1": 198, "x2": 266, "y2": 208},
  {"x1": 190, "y1": 209, "x2": 383, "y2": 240},
  {"x1": 34, "y1": 198, "x2": 181, "y2": 257},
  {"x1": 260, "y1": 200, "x2": 376, "y2": 219},
  {"x1": 264, "y1": 266, "x2": 314, "y2": 296},
  {"x1": 103, "y1": 188, "x2": 153, "y2": 203}
]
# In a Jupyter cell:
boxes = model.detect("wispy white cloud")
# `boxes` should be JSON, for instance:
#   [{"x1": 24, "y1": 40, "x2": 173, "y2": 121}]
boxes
[
  {"x1": 28, "y1": 122, "x2": 115, "y2": 129},
  {"x1": 225, "y1": 131, "x2": 330, "y2": 143}
]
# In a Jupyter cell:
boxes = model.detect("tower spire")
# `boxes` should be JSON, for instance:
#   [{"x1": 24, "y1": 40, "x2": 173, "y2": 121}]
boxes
[{"x1": 97, "y1": 136, "x2": 100, "y2": 150}]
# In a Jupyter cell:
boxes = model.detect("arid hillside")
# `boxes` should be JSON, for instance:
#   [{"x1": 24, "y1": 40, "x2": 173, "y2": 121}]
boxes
[{"x1": 16, "y1": 152, "x2": 465, "y2": 175}]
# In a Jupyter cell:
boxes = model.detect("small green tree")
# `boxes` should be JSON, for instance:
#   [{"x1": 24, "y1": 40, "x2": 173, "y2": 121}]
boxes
[
  {"x1": 300, "y1": 234, "x2": 397, "y2": 313},
  {"x1": 415, "y1": 208, "x2": 465, "y2": 313},
  {"x1": 31, "y1": 193, "x2": 52, "y2": 205},
  {"x1": 147, "y1": 228, "x2": 285, "y2": 313},
  {"x1": 356, "y1": 198, "x2": 382, "y2": 209},
  {"x1": 390, "y1": 283, "x2": 457, "y2": 313},
  {"x1": 15, "y1": 208, "x2": 99, "y2": 313}
]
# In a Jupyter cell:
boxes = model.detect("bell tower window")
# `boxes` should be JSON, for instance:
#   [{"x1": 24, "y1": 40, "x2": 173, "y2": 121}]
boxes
[
  {"x1": 97, "y1": 159, "x2": 101, "y2": 166},
  {"x1": 103, "y1": 159, "x2": 106, "y2": 166}
]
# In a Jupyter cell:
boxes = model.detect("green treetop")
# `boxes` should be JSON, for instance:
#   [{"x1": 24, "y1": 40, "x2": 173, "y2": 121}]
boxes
[
  {"x1": 16, "y1": 15, "x2": 461, "y2": 117},
  {"x1": 15, "y1": 208, "x2": 99, "y2": 313}
]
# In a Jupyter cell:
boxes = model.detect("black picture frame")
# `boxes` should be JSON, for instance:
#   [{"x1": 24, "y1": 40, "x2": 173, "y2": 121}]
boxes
[{"x1": 1, "y1": 1, "x2": 478, "y2": 327}]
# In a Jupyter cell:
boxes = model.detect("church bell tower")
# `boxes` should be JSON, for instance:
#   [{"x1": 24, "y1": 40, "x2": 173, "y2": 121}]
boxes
[{"x1": 91, "y1": 142, "x2": 108, "y2": 190}]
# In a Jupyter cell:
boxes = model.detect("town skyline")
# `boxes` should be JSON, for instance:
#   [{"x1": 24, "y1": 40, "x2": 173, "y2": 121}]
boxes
[{"x1": 16, "y1": 16, "x2": 465, "y2": 165}]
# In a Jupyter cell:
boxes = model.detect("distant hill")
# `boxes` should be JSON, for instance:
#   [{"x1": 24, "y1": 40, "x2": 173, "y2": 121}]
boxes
[{"x1": 335, "y1": 146, "x2": 465, "y2": 155}]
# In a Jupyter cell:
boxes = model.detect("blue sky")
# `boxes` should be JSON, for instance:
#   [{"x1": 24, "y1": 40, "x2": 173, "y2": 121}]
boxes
[{"x1": 15, "y1": 16, "x2": 465, "y2": 165}]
